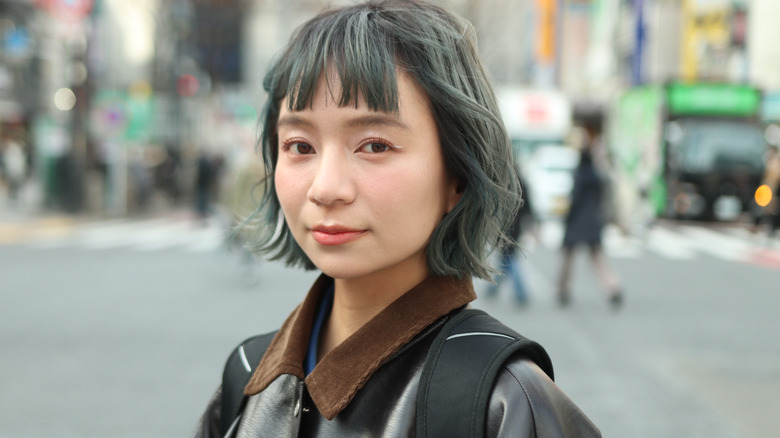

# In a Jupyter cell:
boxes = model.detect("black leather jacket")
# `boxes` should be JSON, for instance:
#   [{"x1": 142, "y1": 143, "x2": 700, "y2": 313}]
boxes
[
  {"x1": 192, "y1": 275, "x2": 601, "y2": 437},
  {"x1": 193, "y1": 326, "x2": 600, "y2": 437}
]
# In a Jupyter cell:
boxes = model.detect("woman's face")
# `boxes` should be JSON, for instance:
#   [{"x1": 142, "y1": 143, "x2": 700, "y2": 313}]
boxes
[{"x1": 274, "y1": 72, "x2": 460, "y2": 285}]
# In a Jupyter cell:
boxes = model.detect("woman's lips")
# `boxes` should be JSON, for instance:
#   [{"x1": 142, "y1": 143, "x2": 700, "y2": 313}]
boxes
[{"x1": 311, "y1": 228, "x2": 366, "y2": 246}]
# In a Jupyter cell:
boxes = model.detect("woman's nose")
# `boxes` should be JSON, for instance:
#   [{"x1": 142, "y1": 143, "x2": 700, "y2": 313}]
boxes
[{"x1": 307, "y1": 151, "x2": 356, "y2": 206}]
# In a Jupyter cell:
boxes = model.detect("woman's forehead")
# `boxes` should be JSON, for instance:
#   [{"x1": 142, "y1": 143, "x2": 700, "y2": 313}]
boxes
[
  {"x1": 276, "y1": 70, "x2": 439, "y2": 142},
  {"x1": 281, "y1": 67, "x2": 426, "y2": 116},
  {"x1": 280, "y1": 59, "x2": 405, "y2": 113}
]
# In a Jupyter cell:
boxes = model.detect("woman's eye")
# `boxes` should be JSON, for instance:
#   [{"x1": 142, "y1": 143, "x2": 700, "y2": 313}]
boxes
[
  {"x1": 359, "y1": 142, "x2": 391, "y2": 154},
  {"x1": 284, "y1": 142, "x2": 314, "y2": 155}
]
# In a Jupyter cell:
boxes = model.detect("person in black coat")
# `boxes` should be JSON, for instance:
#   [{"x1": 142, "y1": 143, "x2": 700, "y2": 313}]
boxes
[{"x1": 557, "y1": 128, "x2": 623, "y2": 308}]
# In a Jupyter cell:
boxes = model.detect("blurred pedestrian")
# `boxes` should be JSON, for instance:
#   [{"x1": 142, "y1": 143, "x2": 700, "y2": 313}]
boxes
[
  {"x1": 156, "y1": 145, "x2": 181, "y2": 206},
  {"x1": 557, "y1": 125, "x2": 623, "y2": 309},
  {"x1": 754, "y1": 145, "x2": 780, "y2": 241},
  {"x1": 0, "y1": 130, "x2": 27, "y2": 203},
  {"x1": 224, "y1": 154, "x2": 268, "y2": 284},
  {"x1": 194, "y1": 151, "x2": 223, "y2": 222},
  {"x1": 128, "y1": 148, "x2": 153, "y2": 213},
  {"x1": 192, "y1": 2, "x2": 600, "y2": 437},
  {"x1": 486, "y1": 168, "x2": 535, "y2": 306}
]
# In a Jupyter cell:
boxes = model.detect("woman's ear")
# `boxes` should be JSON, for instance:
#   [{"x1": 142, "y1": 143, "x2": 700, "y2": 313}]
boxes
[{"x1": 445, "y1": 181, "x2": 462, "y2": 214}]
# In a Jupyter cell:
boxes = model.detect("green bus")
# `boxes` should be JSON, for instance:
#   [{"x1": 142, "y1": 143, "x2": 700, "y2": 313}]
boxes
[{"x1": 607, "y1": 82, "x2": 765, "y2": 226}]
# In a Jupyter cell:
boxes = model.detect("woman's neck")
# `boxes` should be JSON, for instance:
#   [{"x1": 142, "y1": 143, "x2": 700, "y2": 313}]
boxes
[{"x1": 318, "y1": 265, "x2": 429, "y2": 360}]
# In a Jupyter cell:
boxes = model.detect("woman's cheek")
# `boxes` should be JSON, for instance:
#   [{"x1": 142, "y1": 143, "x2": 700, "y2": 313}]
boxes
[{"x1": 275, "y1": 168, "x2": 301, "y2": 211}]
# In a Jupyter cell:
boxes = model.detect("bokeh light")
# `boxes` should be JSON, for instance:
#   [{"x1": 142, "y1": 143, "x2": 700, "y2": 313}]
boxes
[
  {"x1": 176, "y1": 74, "x2": 199, "y2": 97},
  {"x1": 53, "y1": 87, "x2": 76, "y2": 111},
  {"x1": 755, "y1": 184, "x2": 773, "y2": 207}
]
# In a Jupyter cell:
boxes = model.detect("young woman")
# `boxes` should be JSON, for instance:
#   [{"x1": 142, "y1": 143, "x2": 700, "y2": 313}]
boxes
[{"x1": 194, "y1": 1, "x2": 600, "y2": 436}]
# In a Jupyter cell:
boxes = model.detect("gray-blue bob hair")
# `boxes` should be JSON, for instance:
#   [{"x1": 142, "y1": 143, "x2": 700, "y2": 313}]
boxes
[{"x1": 247, "y1": 0, "x2": 520, "y2": 280}]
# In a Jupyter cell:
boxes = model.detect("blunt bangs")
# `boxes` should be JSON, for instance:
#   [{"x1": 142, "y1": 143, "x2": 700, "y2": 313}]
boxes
[
  {"x1": 276, "y1": 6, "x2": 400, "y2": 115},
  {"x1": 248, "y1": 0, "x2": 521, "y2": 279}
]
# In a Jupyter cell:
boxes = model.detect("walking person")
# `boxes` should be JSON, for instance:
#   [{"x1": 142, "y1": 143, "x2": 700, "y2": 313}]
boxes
[
  {"x1": 557, "y1": 125, "x2": 623, "y2": 309},
  {"x1": 194, "y1": 152, "x2": 224, "y2": 222},
  {"x1": 486, "y1": 169, "x2": 535, "y2": 306},
  {"x1": 0, "y1": 130, "x2": 27, "y2": 203},
  {"x1": 193, "y1": 2, "x2": 601, "y2": 436},
  {"x1": 225, "y1": 154, "x2": 268, "y2": 284},
  {"x1": 754, "y1": 145, "x2": 780, "y2": 242}
]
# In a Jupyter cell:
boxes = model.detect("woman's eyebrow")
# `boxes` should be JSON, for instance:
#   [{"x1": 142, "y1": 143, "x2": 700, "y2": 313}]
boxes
[
  {"x1": 345, "y1": 114, "x2": 409, "y2": 130},
  {"x1": 277, "y1": 113, "x2": 409, "y2": 130},
  {"x1": 277, "y1": 114, "x2": 313, "y2": 129}
]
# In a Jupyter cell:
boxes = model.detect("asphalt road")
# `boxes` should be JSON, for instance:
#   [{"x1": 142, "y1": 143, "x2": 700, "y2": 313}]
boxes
[{"x1": 1, "y1": 217, "x2": 778, "y2": 437}]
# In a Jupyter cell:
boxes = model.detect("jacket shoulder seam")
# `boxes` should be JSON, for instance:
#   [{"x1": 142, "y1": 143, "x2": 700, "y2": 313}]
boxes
[{"x1": 502, "y1": 360, "x2": 539, "y2": 438}]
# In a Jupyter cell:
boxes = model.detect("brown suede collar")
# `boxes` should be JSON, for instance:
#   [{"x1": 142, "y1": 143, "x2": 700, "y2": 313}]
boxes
[{"x1": 243, "y1": 273, "x2": 476, "y2": 420}]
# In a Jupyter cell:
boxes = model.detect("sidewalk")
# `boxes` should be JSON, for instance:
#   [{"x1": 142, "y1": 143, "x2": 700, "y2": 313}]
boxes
[
  {"x1": 0, "y1": 189, "x2": 82, "y2": 245},
  {"x1": 0, "y1": 212, "x2": 80, "y2": 246},
  {"x1": 0, "y1": 204, "x2": 238, "y2": 254},
  {"x1": 0, "y1": 197, "x2": 204, "y2": 246}
]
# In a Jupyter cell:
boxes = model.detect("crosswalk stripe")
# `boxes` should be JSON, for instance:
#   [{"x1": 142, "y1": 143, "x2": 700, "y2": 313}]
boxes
[
  {"x1": 534, "y1": 221, "x2": 780, "y2": 267},
  {"x1": 184, "y1": 227, "x2": 227, "y2": 253},
  {"x1": 4, "y1": 216, "x2": 779, "y2": 268},
  {"x1": 676, "y1": 225, "x2": 753, "y2": 262},
  {"x1": 79, "y1": 219, "x2": 174, "y2": 250},
  {"x1": 132, "y1": 225, "x2": 205, "y2": 251},
  {"x1": 603, "y1": 227, "x2": 642, "y2": 259},
  {"x1": 17, "y1": 218, "x2": 226, "y2": 252},
  {"x1": 644, "y1": 226, "x2": 697, "y2": 260}
]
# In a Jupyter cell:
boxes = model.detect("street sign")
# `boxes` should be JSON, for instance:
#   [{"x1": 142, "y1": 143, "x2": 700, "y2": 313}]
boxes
[{"x1": 36, "y1": 0, "x2": 94, "y2": 21}]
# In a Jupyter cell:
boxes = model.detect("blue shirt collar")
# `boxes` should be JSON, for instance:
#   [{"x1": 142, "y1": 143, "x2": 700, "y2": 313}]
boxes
[{"x1": 304, "y1": 285, "x2": 334, "y2": 375}]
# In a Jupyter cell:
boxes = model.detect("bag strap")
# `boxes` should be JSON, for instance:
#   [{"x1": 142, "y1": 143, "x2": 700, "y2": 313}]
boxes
[
  {"x1": 220, "y1": 331, "x2": 277, "y2": 437},
  {"x1": 416, "y1": 308, "x2": 553, "y2": 438}
]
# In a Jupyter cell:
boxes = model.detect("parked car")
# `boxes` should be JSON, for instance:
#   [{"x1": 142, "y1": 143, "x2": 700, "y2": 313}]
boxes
[{"x1": 522, "y1": 144, "x2": 580, "y2": 220}]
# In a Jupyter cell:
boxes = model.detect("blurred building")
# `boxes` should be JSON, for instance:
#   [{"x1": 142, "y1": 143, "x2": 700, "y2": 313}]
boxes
[
  {"x1": 0, "y1": 0, "x2": 37, "y2": 127},
  {"x1": 4, "y1": 0, "x2": 780, "y2": 217},
  {"x1": 749, "y1": 0, "x2": 780, "y2": 91}
]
